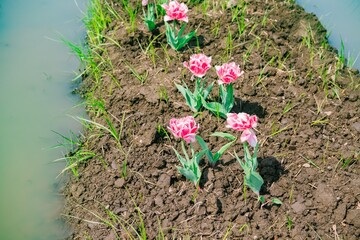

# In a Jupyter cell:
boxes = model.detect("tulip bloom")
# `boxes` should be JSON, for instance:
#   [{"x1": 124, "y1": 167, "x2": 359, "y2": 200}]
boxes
[
  {"x1": 183, "y1": 53, "x2": 212, "y2": 78},
  {"x1": 215, "y1": 62, "x2": 244, "y2": 85},
  {"x1": 240, "y1": 129, "x2": 257, "y2": 147},
  {"x1": 162, "y1": 0, "x2": 189, "y2": 23},
  {"x1": 168, "y1": 116, "x2": 199, "y2": 143},
  {"x1": 226, "y1": 113, "x2": 258, "y2": 131},
  {"x1": 226, "y1": 113, "x2": 258, "y2": 147}
]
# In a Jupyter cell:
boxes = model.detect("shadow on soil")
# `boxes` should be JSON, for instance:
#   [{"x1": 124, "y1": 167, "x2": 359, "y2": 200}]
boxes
[
  {"x1": 258, "y1": 156, "x2": 286, "y2": 194},
  {"x1": 233, "y1": 98, "x2": 267, "y2": 118}
]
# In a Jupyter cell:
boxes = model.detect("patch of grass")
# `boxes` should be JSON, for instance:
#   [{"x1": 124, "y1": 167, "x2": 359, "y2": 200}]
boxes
[
  {"x1": 211, "y1": 19, "x2": 221, "y2": 38},
  {"x1": 286, "y1": 214, "x2": 293, "y2": 230},
  {"x1": 225, "y1": 28, "x2": 233, "y2": 60},
  {"x1": 242, "y1": 41, "x2": 256, "y2": 66},
  {"x1": 158, "y1": 86, "x2": 169, "y2": 103},
  {"x1": 282, "y1": 101, "x2": 297, "y2": 115},
  {"x1": 256, "y1": 56, "x2": 276, "y2": 85},
  {"x1": 300, "y1": 154, "x2": 323, "y2": 172},
  {"x1": 120, "y1": 0, "x2": 139, "y2": 33},
  {"x1": 311, "y1": 116, "x2": 329, "y2": 126},
  {"x1": 125, "y1": 62, "x2": 148, "y2": 85},
  {"x1": 55, "y1": 148, "x2": 96, "y2": 177}
]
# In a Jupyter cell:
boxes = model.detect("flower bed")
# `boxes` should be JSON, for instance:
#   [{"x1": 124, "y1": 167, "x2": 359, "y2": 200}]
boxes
[{"x1": 63, "y1": 0, "x2": 360, "y2": 239}]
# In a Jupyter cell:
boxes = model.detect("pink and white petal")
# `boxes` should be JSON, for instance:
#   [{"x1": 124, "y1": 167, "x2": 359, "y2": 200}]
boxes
[
  {"x1": 164, "y1": 15, "x2": 172, "y2": 22},
  {"x1": 180, "y1": 16, "x2": 189, "y2": 23}
]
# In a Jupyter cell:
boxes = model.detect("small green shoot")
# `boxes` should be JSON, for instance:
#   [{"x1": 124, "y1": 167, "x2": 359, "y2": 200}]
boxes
[
  {"x1": 282, "y1": 101, "x2": 295, "y2": 115},
  {"x1": 311, "y1": 116, "x2": 329, "y2": 126},
  {"x1": 286, "y1": 214, "x2": 293, "y2": 230},
  {"x1": 300, "y1": 154, "x2": 323, "y2": 172},
  {"x1": 125, "y1": 62, "x2": 148, "y2": 84},
  {"x1": 158, "y1": 86, "x2": 169, "y2": 103}
]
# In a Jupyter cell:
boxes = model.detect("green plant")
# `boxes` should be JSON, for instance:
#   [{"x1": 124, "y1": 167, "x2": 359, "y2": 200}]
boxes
[
  {"x1": 243, "y1": 41, "x2": 256, "y2": 65},
  {"x1": 172, "y1": 141, "x2": 206, "y2": 186},
  {"x1": 225, "y1": 28, "x2": 233, "y2": 59},
  {"x1": 176, "y1": 77, "x2": 214, "y2": 112},
  {"x1": 121, "y1": 0, "x2": 138, "y2": 33},
  {"x1": 196, "y1": 132, "x2": 237, "y2": 166},
  {"x1": 202, "y1": 62, "x2": 243, "y2": 118},
  {"x1": 158, "y1": 86, "x2": 169, "y2": 103},
  {"x1": 257, "y1": 56, "x2": 276, "y2": 85},
  {"x1": 125, "y1": 62, "x2": 148, "y2": 84},
  {"x1": 143, "y1": 2, "x2": 156, "y2": 31},
  {"x1": 286, "y1": 214, "x2": 293, "y2": 230},
  {"x1": 165, "y1": 21, "x2": 196, "y2": 51},
  {"x1": 235, "y1": 143, "x2": 263, "y2": 197},
  {"x1": 234, "y1": 2, "x2": 247, "y2": 36},
  {"x1": 211, "y1": 20, "x2": 220, "y2": 38},
  {"x1": 55, "y1": 149, "x2": 96, "y2": 177}
]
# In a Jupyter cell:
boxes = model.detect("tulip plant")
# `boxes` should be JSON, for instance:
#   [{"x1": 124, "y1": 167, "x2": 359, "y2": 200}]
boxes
[
  {"x1": 177, "y1": 53, "x2": 214, "y2": 112},
  {"x1": 142, "y1": 0, "x2": 156, "y2": 31},
  {"x1": 202, "y1": 62, "x2": 244, "y2": 118},
  {"x1": 226, "y1": 113, "x2": 282, "y2": 205},
  {"x1": 226, "y1": 113, "x2": 263, "y2": 197},
  {"x1": 162, "y1": 1, "x2": 195, "y2": 50},
  {"x1": 196, "y1": 132, "x2": 237, "y2": 167},
  {"x1": 142, "y1": 0, "x2": 167, "y2": 31},
  {"x1": 168, "y1": 116, "x2": 239, "y2": 185},
  {"x1": 168, "y1": 116, "x2": 206, "y2": 186}
]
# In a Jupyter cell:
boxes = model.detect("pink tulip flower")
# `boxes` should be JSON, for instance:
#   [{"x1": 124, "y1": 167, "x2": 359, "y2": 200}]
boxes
[
  {"x1": 183, "y1": 53, "x2": 212, "y2": 78},
  {"x1": 168, "y1": 116, "x2": 199, "y2": 143},
  {"x1": 226, "y1": 113, "x2": 257, "y2": 131},
  {"x1": 240, "y1": 129, "x2": 257, "y2": 147},
  {"x1": 142, "y1": 0, "x2": 148, "y2": 6},
  {"x1": 215, "y1": 62, "x2": 244, "y2": 85},
  {"x1": 162, "y1": 0, "x2": 189, "y2": 23}
]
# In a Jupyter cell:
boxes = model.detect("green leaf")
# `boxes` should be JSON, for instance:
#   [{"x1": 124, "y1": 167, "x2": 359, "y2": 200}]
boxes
[
  {"x1": 181, "y1": 141, "x2": 189, "y2": 161},
  {"x1": 245, "y1": 171, "x2": 264, "y2": 195},
  {"x1": 178, "y1": 23, "x2": 187, "y2": 37},
  {"x1": 195, "y1": 135, "x2": 214, "y2": 163},
  {"x1": 175, "y1": 83, "x2": 198, "y2": 111},
  {"x1": 145, "y1": 20, "x2": 156, "y2": 31},
  {"x1": 213, "y1": 140, "x2": 236, "y2": 162},
  {"x1": 201, "y1": 98, "x2": 227, "y2": 118},
  {"x1": 195, "y1": 149, "x2": 208, "y2": 164},
  {"x1": 177, "y1": 30, "x2": 196, "y2": 50},
  {"x1": 224, "y1": 84, "x2": 234, "y2": 112},
  {"x1": 203, "y1": 81, "x2": 214, "y2": 99},
  {"x1": 251, "y1": 143, "x2": 260, "y2": 171},
  {"x1": 172, "y1": 147, "x2": 187, "y2": 167},
  {"x1": 234, "y1": 151, "x2": 248, "y2": 172},
  {"x1": 210, "y1": 132, "x2": 237, "y2": 141},
  {"x1": 165, "y1": 22, "x2": 177, "y2": 50},
  {"x1": 258, "y1": 195, "x2": 265, "y2": 203},
  {"x1": 271, "y1": 198, "x2": 283, "y2": 205},
  {"x1": 177, "y1": 166, "x2": 198, "y2": 184}
]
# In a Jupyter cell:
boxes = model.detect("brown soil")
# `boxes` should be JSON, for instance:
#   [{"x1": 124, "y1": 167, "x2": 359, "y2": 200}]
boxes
[{"x1": 63, "y1": 0, "x2": 360, "y2": 239}]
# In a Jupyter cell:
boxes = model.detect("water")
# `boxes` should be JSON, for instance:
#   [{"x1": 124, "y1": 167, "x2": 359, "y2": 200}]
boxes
[
  {"x1": 0, "y1": 0, "x2": 87, "y2": 239},
  {"x1": 296, "y1": 0, "x2": 360, "y2": 70}
]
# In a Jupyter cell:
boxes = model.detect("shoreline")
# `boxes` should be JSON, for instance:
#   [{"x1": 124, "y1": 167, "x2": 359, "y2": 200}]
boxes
[{"x1": 63, "y1": 0, "x2": 360, "y2": 239}]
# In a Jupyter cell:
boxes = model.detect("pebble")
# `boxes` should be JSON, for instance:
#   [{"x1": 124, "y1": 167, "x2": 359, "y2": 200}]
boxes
[
  {"x1": 345, "y1": 209, "x2": 360, "y2": 227},
  {"x1": 114, "y1": 178, "x2": 125, "y2": 188},
  {"x1": 154, "y1": 195, "x2": 164, "y2": 207},
  {"x1": 302, "y1": 163, "x2": 310, "y2": 168},
  {"x1": 157, "y1": 173, "x2": 171, "y2": 188},
  {"x1": 351, "y1": 122, "x2": 360, "y2": 133},
  {"x1": 291, "y1": 201, "x2": 306, "y2": 214},
  {"x1": 315, "y1": 183, "x2": 337, "y2": 209}
]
